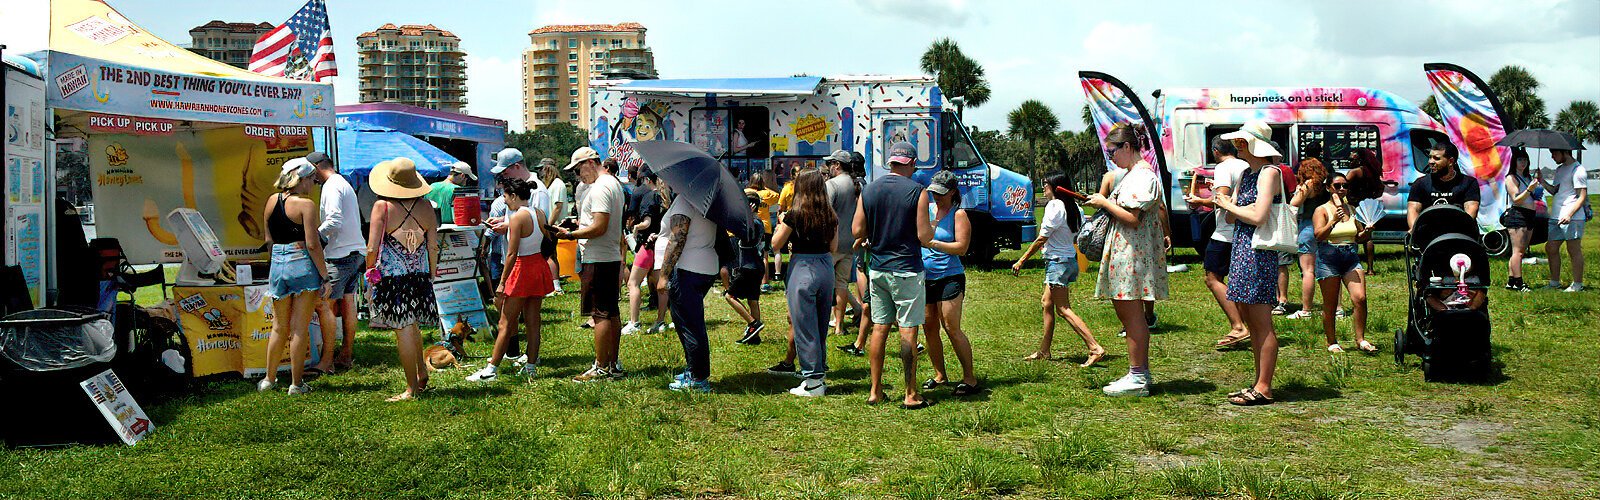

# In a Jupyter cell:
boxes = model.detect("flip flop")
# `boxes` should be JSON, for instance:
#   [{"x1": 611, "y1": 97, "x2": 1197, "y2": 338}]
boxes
[
  {"x1": 922, "y1": 378, "x2": 946, "y2": 390},
  {"x1": 1357, "y1": 340, "x2": 1378, "y2": 353},
  {"x1": 951, "y1": 383, "x2": 982, "y2": 397},
  {"x1": 1214, "y1": 333, "x2": 1251, "y2": 349},
  {"x1": 1327, "y1": 344, "x2": 1345, "y2": 353},
  {"x1": 900, "y1": 397, "x2": 932, "y2": 410},
  {"x1": 1228, "y1": 388, "x2": 1274, "y2": 406}
]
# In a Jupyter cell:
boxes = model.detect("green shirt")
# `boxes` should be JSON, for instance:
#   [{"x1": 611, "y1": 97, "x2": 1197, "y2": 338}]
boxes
[{"x1": 424, "y1": 181, "x2": 457, "y2": 224}]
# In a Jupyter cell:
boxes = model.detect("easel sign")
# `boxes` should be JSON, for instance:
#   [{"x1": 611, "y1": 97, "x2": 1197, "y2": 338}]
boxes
[
  {"x1": 437, "y1": 230, "x2": 481, "y2": 262},
  {"x1": 433, "y1": 278, "x2": 490, "y2": 334},
  {"x1": 79, "y1": 369, "x2": 153, "y2": 446}
]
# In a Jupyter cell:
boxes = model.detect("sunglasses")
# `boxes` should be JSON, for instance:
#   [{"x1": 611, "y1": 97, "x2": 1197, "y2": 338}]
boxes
[
  {"x1": 1331, "y1": 183, "x2": 1348, "y2": 189},
  {"x1": 1104, "y1": 144, "x2": 1121, "y2": 156}
]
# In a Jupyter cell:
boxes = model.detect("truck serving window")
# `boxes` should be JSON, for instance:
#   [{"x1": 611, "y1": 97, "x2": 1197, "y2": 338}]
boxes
[
  {"x1": 1297, "y1": 125, "x2": 1381, "y2": 172},
  {"x1": 1409, "y1": 129, "x2": 1451, "y2": 174},
  {"x1": 1205, "y1": 124, "x2": 1293, "y2": 161},
  {"x1": 883, "y1": 118, "x2": 935, "y2": 169},
  {"x1": 941, "y1": 112, "x2": 984, "y2": 170}
]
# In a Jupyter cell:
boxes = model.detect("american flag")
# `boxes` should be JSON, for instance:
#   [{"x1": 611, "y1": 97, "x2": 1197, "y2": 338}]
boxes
[{"x1": 248, "y1": 0, "x2": 337, "y2": 82}]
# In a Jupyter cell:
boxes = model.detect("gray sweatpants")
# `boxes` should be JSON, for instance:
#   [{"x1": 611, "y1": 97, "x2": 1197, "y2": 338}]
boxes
[{"x1": 786, "y1": 253, "x2": 834, "y2": 380}]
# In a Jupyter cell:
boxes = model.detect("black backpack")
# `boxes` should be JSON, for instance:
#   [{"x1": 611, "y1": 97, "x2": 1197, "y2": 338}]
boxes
[{"x1": 716, "y1": 226, "x2": 764, "y2": 300}]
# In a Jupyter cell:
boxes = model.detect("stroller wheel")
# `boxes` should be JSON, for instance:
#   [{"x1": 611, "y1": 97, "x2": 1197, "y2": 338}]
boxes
[{"x1": 1393, "y1": 329, "x2": 1407, "y2": 365}]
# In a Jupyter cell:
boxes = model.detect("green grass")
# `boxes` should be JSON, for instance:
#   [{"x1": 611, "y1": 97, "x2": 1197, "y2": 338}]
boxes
[{"x1": 3, "y1": 210, "x2": 1597, "y2": 499}]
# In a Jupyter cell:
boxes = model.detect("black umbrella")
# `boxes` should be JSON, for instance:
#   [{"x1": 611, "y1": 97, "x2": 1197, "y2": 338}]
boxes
[
  {"x1": 1496, "y1": 129, "x2": 1586, "y2": 150},
  {"x1": 628, "y1": 140, "x2": 754, "y2": 237}
]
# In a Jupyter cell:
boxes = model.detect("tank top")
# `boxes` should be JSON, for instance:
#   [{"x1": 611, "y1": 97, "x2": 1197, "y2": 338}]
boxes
[
  {"x1": 515, "y1": 206, "x2": 545, "y2": 257},
  {"x1": 922, "y1": 204, "x2": 964, "y2": 279},
  {"x1": 1326, "y1": 216, "x2": 1359, "y2": 245},
  {"x1": 267, "y1": 193, "x2": 306, "y2": 244},
  {"x1": 1509, "y1": 173, "x2": 1540, "y2": 210}
]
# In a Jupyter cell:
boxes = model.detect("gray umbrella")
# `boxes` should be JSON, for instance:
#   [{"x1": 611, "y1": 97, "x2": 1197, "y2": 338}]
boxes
[
  {"x1": 1496, "y1": 129, "x2": 1586, "y2": 150},
  {"x1": 628, "y1": 140, "x2": 755, "y2": 237}
]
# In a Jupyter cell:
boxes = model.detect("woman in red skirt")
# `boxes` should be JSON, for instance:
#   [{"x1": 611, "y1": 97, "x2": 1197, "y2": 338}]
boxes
[{"x1": 468, "y1": 178, "x2": 554, "y2": 381}]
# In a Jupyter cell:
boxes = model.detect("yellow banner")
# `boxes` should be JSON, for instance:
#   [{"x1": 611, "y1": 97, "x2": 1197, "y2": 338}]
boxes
[
  {"x1": 89, "y1": 126, "x2": 310, "y2": 264},
  {"x1": 173, "y1": 286, "x2": 248, "y2": 377}
]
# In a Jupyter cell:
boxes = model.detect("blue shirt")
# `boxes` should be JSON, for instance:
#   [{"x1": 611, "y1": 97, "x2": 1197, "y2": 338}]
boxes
[
  {"x1": 861, "y1": 174, "x2": 925, "y2": 273},
  {"x1": 922, "y1": 203, "x2": 964, "y2": 279}
]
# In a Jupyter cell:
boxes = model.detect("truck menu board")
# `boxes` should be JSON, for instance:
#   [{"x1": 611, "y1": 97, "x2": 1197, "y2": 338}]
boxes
[{"x1": 1298, "y1": 125, "x2": 1381, "y2": 172}]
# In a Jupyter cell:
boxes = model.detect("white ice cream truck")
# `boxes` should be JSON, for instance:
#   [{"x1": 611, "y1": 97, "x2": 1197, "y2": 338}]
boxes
[{"x1": 586, "y1": 76, "x2": 1036, "y2": 264}]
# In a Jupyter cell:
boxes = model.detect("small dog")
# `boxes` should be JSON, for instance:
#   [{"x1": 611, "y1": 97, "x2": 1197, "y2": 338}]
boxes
[{"x1": 424, "y1": 319, "x2": 476, "y2": 371}]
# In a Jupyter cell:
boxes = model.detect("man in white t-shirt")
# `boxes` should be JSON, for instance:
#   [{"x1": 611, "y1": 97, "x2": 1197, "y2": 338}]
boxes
[
  {"x1": 660, "y1": 194, "x2": 720, "y2": 392},
  {"x1": 307, "y1": 151, "x2": 364, "y2": 371},
  {"x1": 555, "y1": 147, "x2": 627, "y2": 381},
  {"x1": 1541, "y1": 149, "x2": 1588, "y2": 292},
  {"x1": 1183, "y1": 137, "x2": 1250, "y2": 347}
]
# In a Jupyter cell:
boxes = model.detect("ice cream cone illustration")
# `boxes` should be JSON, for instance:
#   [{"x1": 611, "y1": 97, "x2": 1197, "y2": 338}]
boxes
[{"x1": 143, "y1": 198, "x2": 178, "y2": 245}]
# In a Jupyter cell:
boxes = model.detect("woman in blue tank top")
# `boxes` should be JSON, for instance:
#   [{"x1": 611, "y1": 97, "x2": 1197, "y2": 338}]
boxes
[{"x1": 919, "y1": 171, "x2": 980, "y2": 396}]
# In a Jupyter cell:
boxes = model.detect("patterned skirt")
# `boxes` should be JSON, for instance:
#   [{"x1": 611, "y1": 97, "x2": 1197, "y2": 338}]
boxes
[{"x1": 370, "y1": 272, "x2": 436, "y2": 329}]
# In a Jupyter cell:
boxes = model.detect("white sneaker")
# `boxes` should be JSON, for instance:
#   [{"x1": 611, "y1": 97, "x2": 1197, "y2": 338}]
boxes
[
  {"x1": 1285, "y1": 310, "x2": 1313, "y2": 320},
  {"x1": 517, "y1": 364, "x2": 538, "y2": 378},
  {"x1": 466, "y1": 365, "x2": 498, "y2": 382},
  {"x1": 1102, "y1": 372, "x2": 1151, "y2": 397},
  {"x1": 1564, "y1": 283, "x2": 1584, "y2": 293},
  {"x1": 622, "y1": 322, "x2": 642, "y2": 336},
  {"x1": 509, "y1": 354, "x2": 528, "y2": 366},
  {"x1": 789, "y1": 378, "x2": 826, "y2": 397},
  {"x1": 286, "y1": 383, "x2": 312, "y2": 395},
  {"x1": 257, "y1": 378, "x2": 277, "y2": 392}
]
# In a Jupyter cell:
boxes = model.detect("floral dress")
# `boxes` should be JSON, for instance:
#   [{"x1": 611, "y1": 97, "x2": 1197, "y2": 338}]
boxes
[
  {"x1": 1095, "y1": 162, "x2": 1169, "y2": 301},
  {"x1": 370, "y1": 201, "x2": 436, "y2": 329},
  {"x1": 1227, "y1": 166, "x2": 1281, "y2": 304}
]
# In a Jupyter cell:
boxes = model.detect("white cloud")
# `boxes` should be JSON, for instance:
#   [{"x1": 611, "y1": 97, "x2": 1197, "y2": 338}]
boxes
[
  {"x1": 0, "y1": 2, "x2": 50, "y2": 54},
  {"x1": 856, "y1": 0, "x2": 978, "y2": 29}
]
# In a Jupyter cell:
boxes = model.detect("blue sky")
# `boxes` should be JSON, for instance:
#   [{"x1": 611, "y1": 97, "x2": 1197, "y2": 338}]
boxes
[{"x1": 5, "y1": 0, "x2": 1598, "y2": 135}]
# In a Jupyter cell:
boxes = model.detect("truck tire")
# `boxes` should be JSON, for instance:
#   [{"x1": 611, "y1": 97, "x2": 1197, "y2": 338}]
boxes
[
  {"x1": 965, "y1": 221, "x2": 999, "y2": 269},
  {"x1": 1481, "y1": 229, "x2": 1510, "y2": 257}
]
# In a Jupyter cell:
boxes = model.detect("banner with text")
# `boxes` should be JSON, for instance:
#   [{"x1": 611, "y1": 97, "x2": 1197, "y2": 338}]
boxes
[{"x1": 48, "y1": 52, "x2": 333, "y2": 127}]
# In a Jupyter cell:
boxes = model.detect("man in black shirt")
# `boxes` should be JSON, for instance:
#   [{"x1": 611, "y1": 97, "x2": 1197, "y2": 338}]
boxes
[{"x1": 1406, "y1": 141, "x2": 1481, "y2": 230}]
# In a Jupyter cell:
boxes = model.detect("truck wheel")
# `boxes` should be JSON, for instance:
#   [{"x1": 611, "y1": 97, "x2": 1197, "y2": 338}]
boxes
[{"x1": 1481, "y1": 229, "x2": 1510, "y2": 257}]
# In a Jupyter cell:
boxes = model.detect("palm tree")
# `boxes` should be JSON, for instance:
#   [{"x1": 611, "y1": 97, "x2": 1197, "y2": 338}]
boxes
[
  {"x1": 1554, "y1": 100, "x2": 1599, "y2": 160},
  {"x1": 1008, "y1": 100, "x2": 1060, "y2": 182},
  {"x1": 1487, "y1": 65, "x2": 1551, "y2": 130},
  {"x1": 1080, "y1": 104, "x2": 1094, "y2": 131},
  {"x1": 920, "y1": 38, "x2": 991, "y2": 120},
  {"x1": 1419, "y1": 95, "x2": 1443, "y2": 124}
]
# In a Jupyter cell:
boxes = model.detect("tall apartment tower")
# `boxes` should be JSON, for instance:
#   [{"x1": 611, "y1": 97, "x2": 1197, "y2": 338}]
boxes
[
  {"x1": 522, "y1": 23, "x2": 657, "y2": 130},
  {"x1": 356, "y1": 24, "x2": 467, "y2": 112},
  {"x1": 187, "y1": 21, "x2": 274, "y2": 69}
]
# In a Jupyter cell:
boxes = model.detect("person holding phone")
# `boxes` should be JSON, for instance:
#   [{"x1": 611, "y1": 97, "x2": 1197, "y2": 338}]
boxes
[{"x1": 1013, "y1": 174, "x2": 1105, "y2": 367}]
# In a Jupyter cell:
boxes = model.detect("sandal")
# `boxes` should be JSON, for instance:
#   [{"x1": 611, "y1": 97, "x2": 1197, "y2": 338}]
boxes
[
  {"x1": 951, "y1": 383, "x2": 982, "y2": 397},
  {"x1": 1228, "y1": 388, "x2": 1274, "y2": 406},
  {"x1": 1022, "y1": 351, "x2": 1051, "y2": 361},
  {"x1": 1357, "y1": 340, "x2": 1378, "y2": 353},
  {"x1": 1326, "y1": 344, "x2": 1344, "y2": 353},
  {"x1": 900, "y1": 396, "x2": 932, "y2": 410},
  {"x1": 921, "y1": 378, "x2": 946, "y2": 390},
  {"x1": 1214, "y1": 332, "x2": 1251, "y2": 349},
  {"x1": 1081, "y1": 348, "x2": 1106, "y2": 368}
]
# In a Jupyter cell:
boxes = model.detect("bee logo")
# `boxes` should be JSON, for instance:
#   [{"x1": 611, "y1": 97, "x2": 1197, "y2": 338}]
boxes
[
  {"x1": 201, "y1": 308, "x2": 232, "y2": 331},
  {"x1": 106, "y1": 144, "x2": 130, "y2": 167}
]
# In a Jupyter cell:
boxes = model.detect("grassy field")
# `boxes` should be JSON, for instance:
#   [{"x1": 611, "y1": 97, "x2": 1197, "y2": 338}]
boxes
[{"x1": 2, "y1": 213, "x2": 1597, "y2": 499}]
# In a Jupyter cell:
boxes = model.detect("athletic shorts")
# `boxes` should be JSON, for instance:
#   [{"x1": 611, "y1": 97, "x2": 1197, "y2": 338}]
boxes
[
  {"x1": 867, "y1": 269, "x2": 924, "y2": 328},
  {"x1": 924, "y1": 273, "x2": 966, "y2": 302},
  {"x1": 580, "y1": 261, "x2": 622, "y2": 319},
  {"x1": 1203, "y1": 240, "x2": 1233, "y2": 277}
]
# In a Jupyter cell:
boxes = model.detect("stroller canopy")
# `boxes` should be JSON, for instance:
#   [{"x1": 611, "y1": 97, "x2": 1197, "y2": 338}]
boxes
[{"x1": 1409, "y1": 205, "x2": 1478, "y2": 253}]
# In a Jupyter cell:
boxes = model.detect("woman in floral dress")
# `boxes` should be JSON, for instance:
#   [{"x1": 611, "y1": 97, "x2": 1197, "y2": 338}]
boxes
[
  {"x1": 364, "y1": 158, "x2": 439, "y2": 402},
  {"x1": 1213, "y1": 121, "x2": 1287, "y2": 406},
  {"x1": 1087, "y1": 124, "x2": 1168, "y2": 398}
]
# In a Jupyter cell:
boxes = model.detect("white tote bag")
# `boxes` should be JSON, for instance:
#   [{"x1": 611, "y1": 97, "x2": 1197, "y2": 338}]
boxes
[{"x1": 1250, "y1": 165, "x2": 1299, "y2": 253}]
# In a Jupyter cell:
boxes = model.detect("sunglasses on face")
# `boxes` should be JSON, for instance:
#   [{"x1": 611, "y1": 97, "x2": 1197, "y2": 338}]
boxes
[
  {"x1": 1331, "y1": 183, "x2": 1347, "y2": 189},
  {"x1": 1104, "y1": 145, "x2": 1121, "y2": 156}
]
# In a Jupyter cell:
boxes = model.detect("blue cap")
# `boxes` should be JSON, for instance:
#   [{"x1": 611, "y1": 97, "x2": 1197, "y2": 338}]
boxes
[
  {"x1": 491, "y1": 148, "x2": 524, "y2": 175},
  {"x1": 888, "y1": 141, "x2": 916, "y2": 165}
]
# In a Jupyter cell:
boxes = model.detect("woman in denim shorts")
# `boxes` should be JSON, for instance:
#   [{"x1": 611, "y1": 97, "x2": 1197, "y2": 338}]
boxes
[
  {"x1": 260, "y1": 159, "x2": 331, "y2": 396},
  {"x1": 1012, "y1": 174, "x2": 1106, "y2": 367},
  {"x1": 1311, "y1": 172, "x2": 1374, "y2": 353}
]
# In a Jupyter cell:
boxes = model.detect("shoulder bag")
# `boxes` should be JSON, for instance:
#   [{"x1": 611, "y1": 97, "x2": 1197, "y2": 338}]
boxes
[{"x1": 1250, "y1": 165, "x2": 1300, "y2": 253}]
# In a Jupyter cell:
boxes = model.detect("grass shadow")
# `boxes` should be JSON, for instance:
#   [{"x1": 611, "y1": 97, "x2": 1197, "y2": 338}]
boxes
[
  {"x1": 1273, "y1": 380, "x2": 1342, "y2": 402},
  {"x1": 1152, "y1": 378, "x2": 1217, "y2": 396}
]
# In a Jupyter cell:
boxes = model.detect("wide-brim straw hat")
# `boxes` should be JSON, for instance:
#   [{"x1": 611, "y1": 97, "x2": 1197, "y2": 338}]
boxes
[
  {"x1": 369, "y1": 157, "x2": 431, "y2": 199},
  {"x1": 1220, "y1": 120, "x2": 1282, "y2": 159}
]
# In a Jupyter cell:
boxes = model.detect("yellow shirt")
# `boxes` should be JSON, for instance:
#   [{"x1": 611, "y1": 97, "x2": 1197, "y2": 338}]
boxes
[
  {"x1": 778, "y1": 182, "x2": 796, "y2": 212},
  {"x1": 745, "y1": 188, "x2": 778, "y2": 233}
]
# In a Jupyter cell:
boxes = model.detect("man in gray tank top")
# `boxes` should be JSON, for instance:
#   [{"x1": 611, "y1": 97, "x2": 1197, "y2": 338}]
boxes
[{"x1": 854, "y1": 141, "x2": 933, "y2": 409}]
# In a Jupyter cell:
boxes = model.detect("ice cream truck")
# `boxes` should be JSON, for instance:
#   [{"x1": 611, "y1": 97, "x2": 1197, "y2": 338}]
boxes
[
  {"x1": 588, "y1": 76, "x2": 1036, "y2": 264},
  {"x1": 1084, "y1": 68, "x2": 1531, "y2": 256}
]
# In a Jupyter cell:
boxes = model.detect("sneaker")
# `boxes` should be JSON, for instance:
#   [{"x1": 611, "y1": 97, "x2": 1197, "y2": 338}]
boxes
[
  {"x1": 668, "y1": 377, "x2": 711, "y2": 393},
  {"x1": 1565, "y1": 283, "x2": 1585, "y2": 293},
  {"x1": 1102, "y1": 372, "x2": 1151, "y2": 397},
  {"x1": 761, "y1": 284, "x2": 773, "y2": 293},
  {"x1": 837, "y1": 344, "x2": 864, "y2": 356},
  {"x1": 573, "y1": 366, "x2": 613, "y2": 383},
  {"x1": 622, "y1": 322, "x2": 642, "y2": 336},
  {"x1": 579, "y1": 321, "x2": 595, "y2": 329},
  {"x1": 737, "y1": 321, "x2": 765, "y2": 345},
  {"x1": 1544, "y1": 281, "x2": 1565, "y2": 290},
  {"x1": 1271, "y1": 303, "x2": 1288, "y2": 316},
  {"x1": 1146, "y1": 313, "x2": 1158, "y2": 329},
  {"x1": 1286, "y1": 310, "x2": 1313, "y2": 320},
  {"x1": 649, "y1": 322, "x2": 669, "y2": 335},
  {"x1": 609, "y1": 362, "x2": 627, "y2": 379},
  {"x1": 466, "y1": 365, "x2": 498, "y2": 382},
  {"x1": 509, "y1": 354, "x2": 528, "y2": 366},
  {"x1": 257, "y1": 378, "x2": 277, "y2": 392},
  {"x1": 286, "y1": 383, "x2": 312, "y2": 395},
  {"x1": 517, "y1": 364, "x2": 539, "y2": 378},
  {"x1": 789, "y1": 378, "x2": 826, "y2": 397},
  {"x1": 917, "y1": 343, "x2": 926, "y2": 354},
  {"x1": 1335, "y1": 308, "x2": 1350, "y2": 319},
  {"x1": 766, "y1": 361, "x2": 797, "y2": 377}
]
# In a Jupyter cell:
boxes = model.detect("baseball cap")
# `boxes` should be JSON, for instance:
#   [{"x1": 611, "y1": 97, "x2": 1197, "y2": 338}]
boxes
[
  {"x1": 888, "y1": 141, "x2": 916, "y2": 166},
  {"x1": 450, "y1": 161, "x2": 477, "y2": 181},
  {"x1": 824, "y1": 150, "x2": 851, "y2": 164},
  {"x1": 275, "y1": 158, "x2": 314, "y2": 189},
  {"x1": 490, "y1": 147, "x2": 524, "y2": 175},
  {"x1": 927, "y1": 170, "x2": 958, "y2": 196},
  {"x1": 539, "y1": 157, "x2": 558, "y2": 169},
  {"x1": 566, "y1": 146, "x2": 599, "y2": 170},
  {"x1": 304, "y1": 151, "x2": 332, "y2": 166}
]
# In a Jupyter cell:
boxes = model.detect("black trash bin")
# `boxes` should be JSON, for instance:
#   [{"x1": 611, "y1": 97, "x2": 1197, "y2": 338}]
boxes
[{"x1": 0, "y1": 307, "x2": 124, "y2": 447}]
